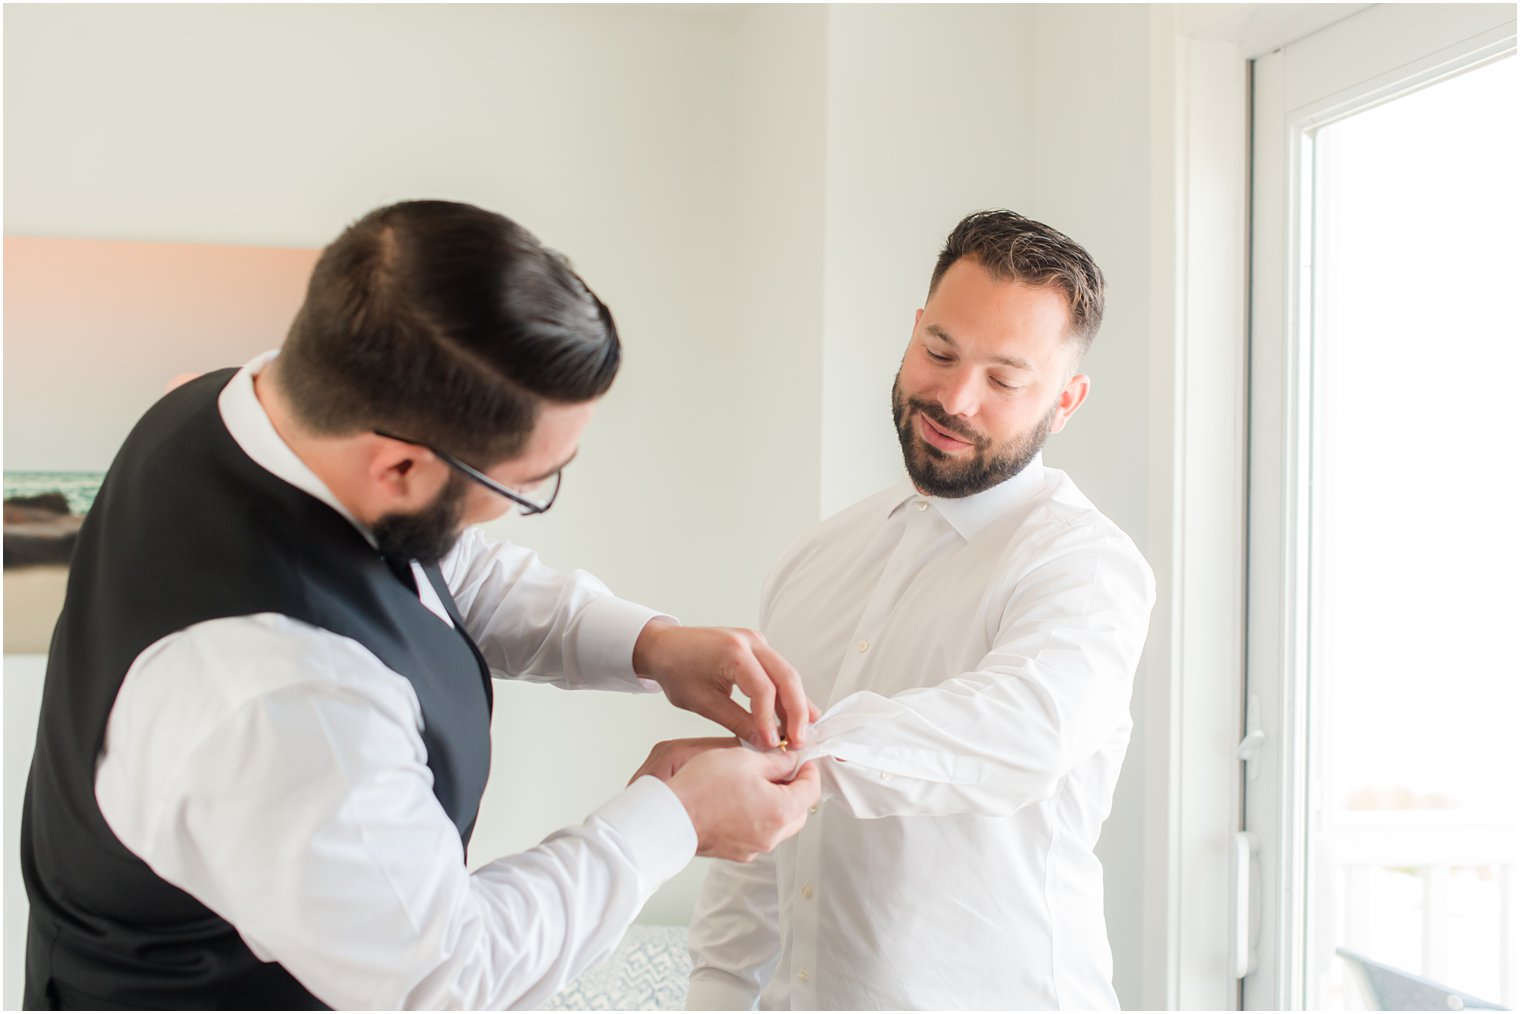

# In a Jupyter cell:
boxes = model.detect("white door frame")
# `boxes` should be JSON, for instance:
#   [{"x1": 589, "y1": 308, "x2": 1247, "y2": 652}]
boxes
[{"x1": 1143, "y1": 4, "x2": 1370, "y2": 1007}]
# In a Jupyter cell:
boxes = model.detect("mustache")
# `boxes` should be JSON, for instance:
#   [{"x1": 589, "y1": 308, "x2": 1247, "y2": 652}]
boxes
[{"x1": 907, "y1": 398, "x2": 985, "y2": 448}]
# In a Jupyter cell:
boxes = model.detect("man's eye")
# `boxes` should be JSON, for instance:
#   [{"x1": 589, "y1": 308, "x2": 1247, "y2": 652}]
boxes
[
  {"x1": 991, "y1": 378, "x2": 1018, "y2": 391},
  {"x1": 925, "y1": 350, "x2": 951, "y2": 363}
]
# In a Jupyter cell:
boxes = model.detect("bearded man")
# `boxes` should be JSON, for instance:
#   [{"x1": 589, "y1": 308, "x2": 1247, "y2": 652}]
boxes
[{"x1": 684, "y1": 210, "x2": 1156, "y2": 1010}]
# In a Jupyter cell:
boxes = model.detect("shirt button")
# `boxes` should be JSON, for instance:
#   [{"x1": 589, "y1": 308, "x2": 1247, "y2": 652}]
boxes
[
  {"x1": 801, "y1": 883, "x2": 814, "y2": 899},
  {"x1": 856, "y1": 640, "x2": 869, "y2": 652},
  {"x1": 808, "y1": 804, "x2": 819, "y2": 814},
  {"x1": 880, "y1": 771, "x2": 893, "y2": 781},
  {"x1": 797, "y1": 968, "x2": 810, "y2": 983},
  {"x1": 917, "y1": 501, "x2": 929, "y2": 511}
]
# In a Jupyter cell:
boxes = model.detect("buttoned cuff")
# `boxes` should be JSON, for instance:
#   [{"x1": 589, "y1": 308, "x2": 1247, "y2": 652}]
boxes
[
  {"x1": 570, "y1": 596, "x2": 677, "y2": 692},
  {"x1": 685, "y1": 969, "x2": 762, "y2": 1010},
  {"x1": 591, "y1": 776, "x2": 697, "y2": 889}
]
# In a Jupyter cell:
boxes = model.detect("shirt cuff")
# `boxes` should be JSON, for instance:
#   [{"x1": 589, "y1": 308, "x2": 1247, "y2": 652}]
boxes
[
  {"x1": 590, "y1": 776, "x2": 697, "y2": 888},
  {"x1": 570, "y1": 597, "x2": 676, "y2": 692},
  {"x1": 686, "y1": 969, "x2": 762, "y2": 1010}
]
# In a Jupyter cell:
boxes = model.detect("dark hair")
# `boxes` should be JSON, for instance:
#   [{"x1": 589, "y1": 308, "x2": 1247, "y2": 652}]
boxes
[
  {"x1": 929, "y1": 210, "x2": 1106, "y2": 357},
  {"x1": 279, "y1": 200, "x2": 620, "y2": 464}
]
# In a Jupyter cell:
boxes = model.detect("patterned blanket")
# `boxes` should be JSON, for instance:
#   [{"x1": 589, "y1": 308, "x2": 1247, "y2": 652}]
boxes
[{"x1": 542, "y1": 924, "x2": 691, "y2": 1011}]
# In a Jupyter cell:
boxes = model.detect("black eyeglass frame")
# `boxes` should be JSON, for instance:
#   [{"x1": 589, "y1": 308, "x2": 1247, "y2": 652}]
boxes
[{"x1": 373, "y1": 430, "x2": 562, "y2": 516}]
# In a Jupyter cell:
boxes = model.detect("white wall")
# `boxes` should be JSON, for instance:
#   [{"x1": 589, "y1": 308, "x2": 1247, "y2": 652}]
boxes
[
  {"x1": 4, "y1": 3, "x2": 1169, "y2": 1008},
  {"x1": 1024, "y1": 7, "x2": 1159, "y2": 1006},
  {"x1": 817, "y1": 4, "x2": 1040, "y2": 516}
]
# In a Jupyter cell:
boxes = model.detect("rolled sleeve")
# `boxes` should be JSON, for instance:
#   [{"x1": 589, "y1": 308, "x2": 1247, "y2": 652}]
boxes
[{"x1": 802, "y1": 530, "x2": 1155, "y2": 820}]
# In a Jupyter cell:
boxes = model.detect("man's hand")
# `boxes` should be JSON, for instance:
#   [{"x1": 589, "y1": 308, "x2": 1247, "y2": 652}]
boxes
[
  {"x1": 660, "y1": 747, "x2": 820, "y2": 862},
  {"x1": 632, "y1": 621, "x2": 819, "y2": 749},
  {"x1": 627, "y1": 737, "x2": 738, "y2": 784}
]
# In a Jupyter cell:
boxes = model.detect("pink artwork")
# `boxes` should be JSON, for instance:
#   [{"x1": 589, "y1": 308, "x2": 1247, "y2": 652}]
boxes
[
  {"x1": 3, "y1": 236, "x2": 320, "y2": 651},
  {"x1": 4, "y1": 236, "x2": 320, "y2": 473}
]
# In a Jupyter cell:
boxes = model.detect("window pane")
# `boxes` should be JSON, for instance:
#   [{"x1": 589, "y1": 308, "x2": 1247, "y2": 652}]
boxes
[{"x1": 1308, "y1": 55, "x2": 1519, "y2": 1009}]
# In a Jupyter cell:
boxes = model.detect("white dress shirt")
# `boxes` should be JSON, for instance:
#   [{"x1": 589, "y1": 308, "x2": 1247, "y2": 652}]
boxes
[
  {"x1": 686, "y1": 459, "x2": 1155, "y2": 1010},
  {"x1": 93, "y1": 352, "x2": 698, "y2": 1010}
]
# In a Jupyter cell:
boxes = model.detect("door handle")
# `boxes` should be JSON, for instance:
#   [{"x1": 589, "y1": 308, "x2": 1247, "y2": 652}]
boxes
[{"x1": 1233, "y1": 830, "x2": 1260, "y2": 979}]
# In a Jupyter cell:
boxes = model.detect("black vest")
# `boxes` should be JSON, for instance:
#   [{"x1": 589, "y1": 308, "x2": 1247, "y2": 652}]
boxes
[{"x1": 21, "y1": 370, "x2": 493, "y2": 1010}]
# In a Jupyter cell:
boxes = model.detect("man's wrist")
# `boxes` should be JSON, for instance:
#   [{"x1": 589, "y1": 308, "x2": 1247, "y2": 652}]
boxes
[{"x1": 631, "y1": 617, "x2": 679, "y2": 682}]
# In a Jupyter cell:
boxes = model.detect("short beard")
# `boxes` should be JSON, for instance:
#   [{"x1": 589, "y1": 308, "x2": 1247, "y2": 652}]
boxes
[
  {"x1": 372, "y1": 471, "x2": 470, "y2": 565},
  {"x1": 891, "y1": 376, "x2": 1058, "y2": 499}
]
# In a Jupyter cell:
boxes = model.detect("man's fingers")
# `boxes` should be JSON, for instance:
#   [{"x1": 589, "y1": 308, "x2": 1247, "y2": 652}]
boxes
[
  {"x1": 628, "y1": 742, "x2": 674, "y2": 785},
  {"x1": 776, "y1": 761, "x2": 821, "y2": 839},
  {"x1": 700, "y1": 695, "x2": 761, "y2": 747},
  {"x1": 754, "y1": 641, "x2": 812, "y2": 746},
  {"x1": 786, "y1": 759, "x2": 821, "y2": 797},
  {"x1": 749, "y1": 747, "x2": 802, "y2": 783},
  {"x1": 658, "y1": 737, "x2": 746, "y2": 780},
  {"x1": 731, "y1": 656, "x2": 779, "y2": 748}
]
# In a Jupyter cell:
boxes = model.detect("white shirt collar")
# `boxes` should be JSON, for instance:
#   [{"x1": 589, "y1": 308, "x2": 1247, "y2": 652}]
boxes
[
  {"x1": 889, "y1": 454, "x2": 1047, "y2": 541},
  {"x1": 217, "y1": 350, "x2": 377, "y2": 547}
]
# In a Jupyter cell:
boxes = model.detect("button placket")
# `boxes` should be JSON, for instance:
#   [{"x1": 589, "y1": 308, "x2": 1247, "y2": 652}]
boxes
[{"x1": 790, "y1": 805, "x2": 824, "y2": 1007}]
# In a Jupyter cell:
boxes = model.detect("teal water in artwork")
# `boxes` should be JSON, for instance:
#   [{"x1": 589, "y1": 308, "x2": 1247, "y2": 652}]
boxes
[{"x1": 4, "y1": 472, "x2": 107, "y2": 514}]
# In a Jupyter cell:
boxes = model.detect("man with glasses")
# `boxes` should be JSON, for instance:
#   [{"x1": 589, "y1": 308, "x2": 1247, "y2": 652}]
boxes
[
  {"x1": 21, "y1": 200, "x2": 820, "y2": 1010},
  {"x1": 372, "y1": 429, "x2": 566, "y2": 515}
]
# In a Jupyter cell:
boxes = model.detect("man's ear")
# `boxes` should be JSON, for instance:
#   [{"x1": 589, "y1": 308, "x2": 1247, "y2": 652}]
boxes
[
  {"x1": 367, "y1": 435, "x2": 444, "y2": 508},
  {"x1": 1048, "y1": 373, "x2": 1091, "y2": 436}
]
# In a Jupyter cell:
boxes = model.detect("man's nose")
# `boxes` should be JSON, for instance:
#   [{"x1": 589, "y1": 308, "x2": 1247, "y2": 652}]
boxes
[{"x1": 935, "y1": 367, "x2": 980, "y2": 420}]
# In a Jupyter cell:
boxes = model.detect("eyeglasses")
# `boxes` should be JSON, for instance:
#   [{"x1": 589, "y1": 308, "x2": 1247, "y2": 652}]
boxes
[{"x1": 373, "y1": 430, "x2": 563, "y2": 515}]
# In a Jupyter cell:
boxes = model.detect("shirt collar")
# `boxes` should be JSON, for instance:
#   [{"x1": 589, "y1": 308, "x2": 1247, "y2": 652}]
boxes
[
  {"x1": 217, "y1": 351, "x2": 377, "y2": 547},
  {"x1": 889, "y1": 454, "x2": 1047, "y2": 541}
]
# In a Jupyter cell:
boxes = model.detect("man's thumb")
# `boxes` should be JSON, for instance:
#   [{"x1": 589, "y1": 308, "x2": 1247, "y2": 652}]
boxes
[{"x1": 751, "y1": 746, "x2": 802, "y2": 783}]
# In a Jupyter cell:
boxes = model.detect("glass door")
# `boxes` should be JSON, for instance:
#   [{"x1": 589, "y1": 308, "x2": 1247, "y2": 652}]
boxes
[{"x1": 1246, "y1": 5, "x2": 1518, "y2": 1009}]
